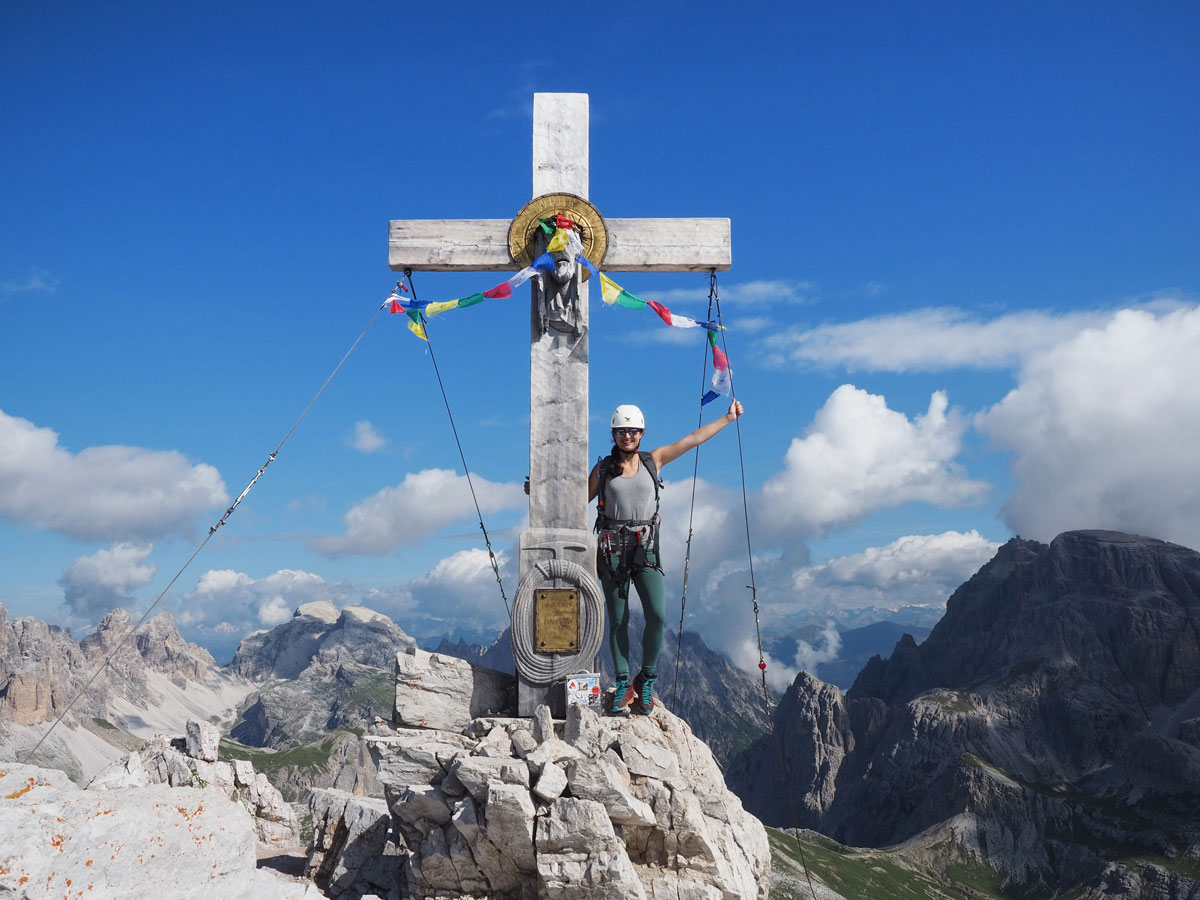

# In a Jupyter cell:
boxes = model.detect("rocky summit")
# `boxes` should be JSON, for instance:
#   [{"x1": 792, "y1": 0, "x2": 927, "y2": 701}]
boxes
[
  {"x1": 307, "y1": 648, "x2": 771, "y2": 899},
  {"x1": 727, "y1": 530, "x2": 1200, "y2": 898}
]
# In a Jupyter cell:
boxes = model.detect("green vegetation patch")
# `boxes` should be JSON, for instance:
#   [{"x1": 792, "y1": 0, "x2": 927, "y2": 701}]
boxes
[
  {"x1": 767, "y1": 827, "x2": 1010, "y2": 900},
  {"x1": 219, "y1": 729, "x2": 352, "y2": 776},
  {"x1": 768, "y1": 830, "x2": 993, "y2": 900},
  {"x1": 91, "y1": 717, "x2": 117, "y2": 730}
]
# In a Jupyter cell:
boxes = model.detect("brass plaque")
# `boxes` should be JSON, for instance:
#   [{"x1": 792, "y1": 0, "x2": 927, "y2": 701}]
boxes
[{"x1": 536, "y1": 588, "x2": 580, "y2": 653}]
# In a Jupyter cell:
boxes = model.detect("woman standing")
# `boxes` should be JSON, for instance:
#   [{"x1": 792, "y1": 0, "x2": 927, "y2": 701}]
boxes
[{"x1": 589, "y1": 399, "x2": 744, "y2": 715}]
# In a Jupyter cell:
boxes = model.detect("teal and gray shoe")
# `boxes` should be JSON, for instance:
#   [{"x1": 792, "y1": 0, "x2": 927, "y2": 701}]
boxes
[
  {"x1": 608, "y1": 674, "x2": 634, "y2": 716},
  {"x1": 633, "y1": 672, "x2": 656, "y2": 716}
]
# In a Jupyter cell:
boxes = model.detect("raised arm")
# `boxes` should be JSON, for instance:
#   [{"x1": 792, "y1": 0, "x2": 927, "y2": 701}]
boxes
[{"x1": 650, "y1": 400, "x2": 743, "y2": 470}]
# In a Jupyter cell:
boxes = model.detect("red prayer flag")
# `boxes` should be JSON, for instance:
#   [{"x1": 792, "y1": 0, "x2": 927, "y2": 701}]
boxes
[
  {"x1": 555, "y1": 214, "x2": 575, "y2": 230},
  {"x1": 712, "y1": 344, "x2": 730, "y2": 370},
  {"x1": 646, "y1": 300, "x2": 673, "y2": 326},
  {"x1": 389, "y1": 297, "x2": 403, "y2": 314},
  {"x1": 483, "y1": 282, "x2": 513, "y2": 299}
]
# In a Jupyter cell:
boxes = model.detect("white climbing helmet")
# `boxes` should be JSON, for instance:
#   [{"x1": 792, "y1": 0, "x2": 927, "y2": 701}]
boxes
[{"x1": 611, "y1": 404, "x2": 645, "y2": 430}]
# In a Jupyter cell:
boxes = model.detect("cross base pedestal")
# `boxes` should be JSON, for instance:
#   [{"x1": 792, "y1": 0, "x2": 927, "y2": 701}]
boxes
[{"x1": 512, "y1": 528, "x2": 605, "y2": 717}]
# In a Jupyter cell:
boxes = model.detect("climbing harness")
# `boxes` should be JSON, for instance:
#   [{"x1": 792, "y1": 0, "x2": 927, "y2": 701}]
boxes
[
  {"x1": 22, "y1": 300, "x2": 389, "y2": 766},
  {"x1": 403, "y1": 269, "x2": 511, "y2": 618},
  {"x1": 594, "y1": 449, "x2": 662, "y2": 600}
]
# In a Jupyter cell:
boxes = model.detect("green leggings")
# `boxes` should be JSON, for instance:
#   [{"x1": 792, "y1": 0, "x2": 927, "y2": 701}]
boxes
[{"x1": 598, "y1": 551, "x2": 666, "y2": 679}]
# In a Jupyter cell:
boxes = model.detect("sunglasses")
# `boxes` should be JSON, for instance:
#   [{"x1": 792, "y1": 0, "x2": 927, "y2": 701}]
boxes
[{"x1": 613, "y1": 428, "x2": 643, "y2": 437}]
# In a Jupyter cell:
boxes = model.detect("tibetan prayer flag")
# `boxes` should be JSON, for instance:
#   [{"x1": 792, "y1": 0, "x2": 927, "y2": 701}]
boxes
[
  {"x1": 425, "y1": 299, "x2": 460, "y2": 318},
  {"x1": 406, "y1": 310, "x2": 427, "y2": 341},
  {"x1": 701, "y1": 331, "x2": 732, "y2": 405},
  {"x1": 599, "y1": 274, "x2": 647, "y2": 309},
  {"x1": 388, "y1": 296, "x2": 403, "y2": 314},
  {"x1": 483, "y1": 282, "x2": 512, "y2": 299},
  {"x1": 546, "y1": 228, "x2": 570, "y2": 253},
  {"x1": 646, "y1": 300, "x2": 673, "y2": 326},
  {"x1": 508, "y1": 265, "x2": 541, "y2": 290}
]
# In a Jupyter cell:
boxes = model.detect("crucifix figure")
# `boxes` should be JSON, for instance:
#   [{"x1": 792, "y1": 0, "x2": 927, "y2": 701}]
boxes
[{"x1": 388, "y1": 93, "x2": 731, "y2": 716}]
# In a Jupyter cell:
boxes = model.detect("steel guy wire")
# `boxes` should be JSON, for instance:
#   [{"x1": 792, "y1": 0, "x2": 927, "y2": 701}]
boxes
[{"x1": 22, "y1": 300, "x2": 387, "y2": 764}]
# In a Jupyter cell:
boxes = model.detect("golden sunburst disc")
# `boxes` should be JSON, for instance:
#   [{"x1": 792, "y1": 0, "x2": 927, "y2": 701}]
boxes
[{"x1": 508, "y1": 192, "x2": 608, "y2": 278}]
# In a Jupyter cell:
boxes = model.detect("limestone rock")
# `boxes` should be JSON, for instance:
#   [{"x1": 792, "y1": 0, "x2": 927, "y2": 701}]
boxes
[
  {"x1": 0, "y1": 763, "x2": 312, "y2": 899},
  {"x1": 230, "y1": 601, "x2": 416, "y2": 681},
  {"x1": 87, "y1": 732, "x2": 300, "y2": 847},
  {"x1": 567, "y1": 756, "x2": 656, "y2": 827},
  {"x1": 536, "y1": 797, "x2": 647, "y2": 900},
  {"x1": 187, "y1": 717, "x2": 218, "y2": 761},
  {"x1": 308, "y1": 789, "x2": 403, "y2": 899},
  {"x1": 394, "y1": 647, "x2": 514, "y2": 731},
  {"x1": 532, "y1": 761, "x2": 568, "y2": 802},
  {"x1": 311, "y1": 697, "x2": 770, "y2": 900}
]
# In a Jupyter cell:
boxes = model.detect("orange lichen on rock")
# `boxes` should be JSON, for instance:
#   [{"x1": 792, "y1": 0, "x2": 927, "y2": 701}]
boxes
[{"x1": 6, "y1": 779, "x2": 36, "y2": 799}]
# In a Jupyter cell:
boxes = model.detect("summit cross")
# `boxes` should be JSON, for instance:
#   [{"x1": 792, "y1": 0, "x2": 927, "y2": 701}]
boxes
[{"x1": 388, "y1": 93, "x2": 731, "y2": 714}]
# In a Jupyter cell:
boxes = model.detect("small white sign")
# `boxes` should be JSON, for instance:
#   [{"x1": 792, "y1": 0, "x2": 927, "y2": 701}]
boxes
[{"x1": 565, "y1": 672, "x2": 602, "y2": 710}]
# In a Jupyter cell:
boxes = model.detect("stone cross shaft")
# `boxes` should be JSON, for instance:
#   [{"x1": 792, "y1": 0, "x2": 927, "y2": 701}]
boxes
[{"x1": 388, "y1": 93, "x2": 730, "y2": 714}]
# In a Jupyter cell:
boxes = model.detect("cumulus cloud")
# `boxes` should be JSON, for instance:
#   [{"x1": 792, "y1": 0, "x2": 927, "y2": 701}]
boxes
[
  {"x1": 0, "y1": 409, "x2": 228, "y2": 541},
  {"x1": 313, "y1": 468, "x2": 525, "y2": 556},
  {"x1": 977, "y1": 305, "x2": 1200, "y2": 548},
  {"x1": 187, "y1": 568, "x2": 352, "y2": 625},
  {"x1": 759, "y1": 386, "x2": 989, "y2": 538},
  {"x1": 173, "y1": 567, "x2": 357, "y2": 660},
  {"x1": 790, "y1": 530, "x2": 1001, "y2": 611},
  {"x1": 793, "y1": 621, "x2": 842, "y2": 675},
  {"x1": 407, "y1": 548, "x2": 513, "y2": 624},
  {"x1": 763, "y1": 307, "x2": 1114, "y2": 372},
  {"x1": 348, "y1": 420, "x2": 387, "y2": 453},
  {"x1": 59, "y1": 542, "x2": 157, "y2": 616}
]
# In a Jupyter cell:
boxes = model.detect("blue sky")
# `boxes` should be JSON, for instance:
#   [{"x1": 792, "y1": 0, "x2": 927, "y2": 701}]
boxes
[{"x1": 3, "y1": 1, "x2": 1199, "y2": 678}]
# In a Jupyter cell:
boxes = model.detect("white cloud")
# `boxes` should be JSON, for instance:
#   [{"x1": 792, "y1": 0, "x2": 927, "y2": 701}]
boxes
[
  {"x1": 793, "y1": 621, "x2": 842, "y2": 675},
  {"x1": 177, "y1": 568, "x2": 352, "y2": 630},
  {"x1": 59, "y1": 542, "x2": 157, "y2": 616},
  {"x1": 407, "y1": 548, "x2": 512, "y2": 623},
  {"x1": 172, "y1": 567, "x2": 357, "y2": 663},
  {"x1": 348, "y1": 420, "x2": 387, "y2": 453},
  {"x1": 2, "y1": 268, "x2": 60, "y2": 295},
  {"x1": 759, "y1": 386, "x2": 989, "y2": 538},
  {"x1": 0, "y1": 409, "x2": 228, "y2": 541},
  {"x1": 791, "y1": 530, "x2": 1001, "y2": 610},
  {"x1": 313, "y1": 468, "x2": 525, "y2": 556},
  {"x1": 976, "y1": 304, "x2": 1200, "y2": 548},
  {"x1": 644, "y1": 279, "x2": 814, "y2": 309},
  {"x1": 763, "y1": 307, "x2": 1113, "y2": 372}
]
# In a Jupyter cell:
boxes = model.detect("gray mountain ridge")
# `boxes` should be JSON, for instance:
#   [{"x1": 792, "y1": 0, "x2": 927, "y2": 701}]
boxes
[{"x1": 727, "y1": 530, "x2": 1200, "y2": 898}]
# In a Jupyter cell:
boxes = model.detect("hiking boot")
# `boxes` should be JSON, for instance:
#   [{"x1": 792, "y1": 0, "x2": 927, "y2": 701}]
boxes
[
  {"x1": 606, "y1": 674, "x2": 634, "y2": 716},
  {"x1": 633, "y1": 672, "x2": 656, "y2": 716}
]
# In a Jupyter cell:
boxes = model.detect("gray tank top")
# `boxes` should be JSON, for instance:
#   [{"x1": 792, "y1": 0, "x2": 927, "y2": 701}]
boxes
[{"x1": 604, "y1": 459, "x2": 657, "y2": 522}]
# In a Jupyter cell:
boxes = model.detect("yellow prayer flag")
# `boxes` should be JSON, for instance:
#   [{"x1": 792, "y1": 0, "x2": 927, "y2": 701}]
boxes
[
  {"x1": 406, "y1": 319, "x2": 428, "y2": 341},
  {"x1": 546, "y1": 228, "x2": 570, "y2": 253},
  {"x1": 425, "y1": 300, "x2": 459, "y2": 318},
  {"x1": 599, "y1": 273, "x2": 623, "y2": 305}
]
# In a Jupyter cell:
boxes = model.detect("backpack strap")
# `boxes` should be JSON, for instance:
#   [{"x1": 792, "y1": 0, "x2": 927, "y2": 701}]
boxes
[{"x1": 595, "y1": 451, "x2": 663, "y2": 534}]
